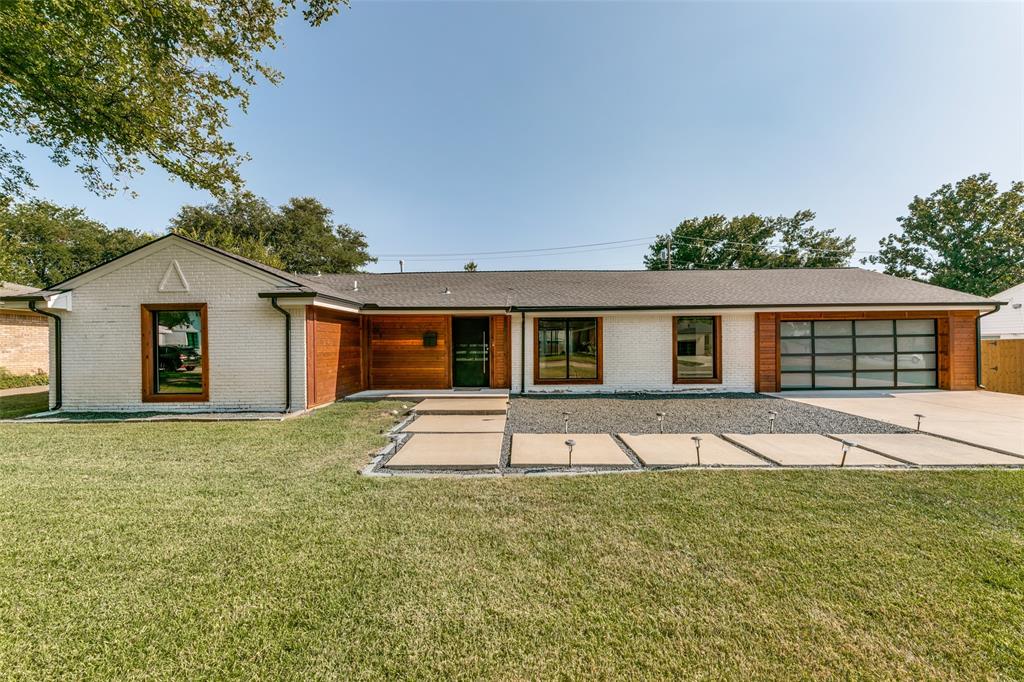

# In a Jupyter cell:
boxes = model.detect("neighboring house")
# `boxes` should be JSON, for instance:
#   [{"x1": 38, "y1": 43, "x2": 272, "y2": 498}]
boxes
[
  {"x1": 981, "y1": 283, "x2": 1024, "y2": 339},
  {"x1": 0, "y1": 281, "x2": 48, "y2": 376},
  {"x1": 0, "y1": 234, "x2": 1000, "y2": 412}
]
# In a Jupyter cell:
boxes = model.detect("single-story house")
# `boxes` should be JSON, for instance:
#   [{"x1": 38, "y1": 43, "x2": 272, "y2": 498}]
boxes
[
  {"x1": 980, "y1": 283, "x2": 1024, "y2": 340},
  {"x1": 0, "y1": 234, "x2": 1003, "y2": 412},
  {"x1": 0, "y1": 281, "x2": 48, "y2": 376}
]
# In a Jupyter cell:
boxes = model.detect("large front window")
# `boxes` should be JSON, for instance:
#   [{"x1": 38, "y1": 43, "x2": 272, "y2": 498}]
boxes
[
  {"x1": 536, "y1": 318, "x2": 600, "y2": 382},
  {"x1": 142, "y1": 304, "x2": 208, "y2": 401},
  {"x1": 674, "y1": 316, "x2": 721, "y2": 383}
]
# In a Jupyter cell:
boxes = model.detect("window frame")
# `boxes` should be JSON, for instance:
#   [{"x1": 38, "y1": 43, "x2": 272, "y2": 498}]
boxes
[
  {"x1": 141, "y1": 303, "x2": 210, "y2": 402},
  {"x1": 532, "y1": 317, "x2": 603, "y2": 385},
  {"x1": 673, "y1": 315, "x2": 722, "y2": 384}
]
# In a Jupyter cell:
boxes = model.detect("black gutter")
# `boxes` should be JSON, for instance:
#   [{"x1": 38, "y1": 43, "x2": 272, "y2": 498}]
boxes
[
  {"x1": 28, "y1": 302, "x2": 61, "y2": 411},
  {"x1": 520, "y1": 311, "x2": 526, "y2": 394},
  {"x1": 510, "y1": 301, "x2": 1004, "y2": 312},
  {"x1": 257, "y1": 290, "x2": 363, "y2": 308},
  {"x1": 269, "y1": 297, "x2": 292, "y2": 412},
  {"x1": 976, "y1": 304, "x2": 1002, "y2": 388}
]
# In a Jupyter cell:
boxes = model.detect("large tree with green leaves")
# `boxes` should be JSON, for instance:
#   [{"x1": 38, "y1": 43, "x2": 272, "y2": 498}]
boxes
[
  {"x1": 169, "y1": 193, "x2": 374, "y2": 273},
  {"x1": 0, "y1": 200, "x2": 154, "y2": 287},
  {"x1": 0, "y1": 0, "x2": 346, "y2": 200},
  {"x1": 645, "y1": 211, "x2": 855, "y2": 270},
  {"x1": 865, "y1": 174, "x2": 1024, "y2": 297}
]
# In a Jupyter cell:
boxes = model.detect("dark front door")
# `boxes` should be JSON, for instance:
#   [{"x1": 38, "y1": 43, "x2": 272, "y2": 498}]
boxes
[{"x1": 452, "y1": 317, "x2": 489, "y2": 387}]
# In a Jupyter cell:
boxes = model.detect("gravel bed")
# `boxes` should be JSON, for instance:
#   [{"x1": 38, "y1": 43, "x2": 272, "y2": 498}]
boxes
[{"x1": 506, "y1": 393, "x2": 911, "y2": 436}]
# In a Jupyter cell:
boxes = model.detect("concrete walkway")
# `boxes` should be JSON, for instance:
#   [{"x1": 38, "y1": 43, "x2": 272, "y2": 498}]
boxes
[
  {"x1": 724, "y1": 434, "x2": 903, "y2": 467},
  {"x1": 0, "y1": 384, "x2": 48, "y2": 398},
  {"x1": 778, "y1": 390, "x2": 1024, "y2": 456}
]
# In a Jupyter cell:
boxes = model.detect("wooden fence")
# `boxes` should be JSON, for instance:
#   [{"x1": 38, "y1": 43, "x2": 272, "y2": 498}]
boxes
[{"x1": 981, "y1": 339, "x2": 1024, "y2": 395}]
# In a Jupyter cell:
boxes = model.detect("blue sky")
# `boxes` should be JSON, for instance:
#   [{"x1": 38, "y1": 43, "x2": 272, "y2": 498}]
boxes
[{"x1": 17, "y1": 1, "x2": 1024, "y2": 272}]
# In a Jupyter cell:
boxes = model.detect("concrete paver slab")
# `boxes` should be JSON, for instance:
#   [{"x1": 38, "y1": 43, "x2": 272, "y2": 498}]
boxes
[
  {"x1": 723, "y1": 434, "x2": 902, "y2": 467},
  {"x1": 780, "y1": 390, "x2": 1024, "y2": 456},
  {"x1": 386, "y1": 433, "x2": 503, "y2": 469},
  {"x1": 413, "y1": 398, "x2": 509, "y2": 415},
  {"x1": 511, "y1": 434, "x2": 633, "y2": 467},
  {"x1": 618, "y1": 433, "x2": 765, "y2": 466},
  {"x1": 836, "y1": 433, "x2": 1024, "y2": 467},
  {"x1": 403, "y1": 415, "x2": 507, "y2": 433}
]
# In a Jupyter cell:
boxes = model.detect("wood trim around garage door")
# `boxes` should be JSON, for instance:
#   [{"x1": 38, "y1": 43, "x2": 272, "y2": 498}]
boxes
[{"x1": 754, "y1": 309, "x2": 979, "y2": 392}]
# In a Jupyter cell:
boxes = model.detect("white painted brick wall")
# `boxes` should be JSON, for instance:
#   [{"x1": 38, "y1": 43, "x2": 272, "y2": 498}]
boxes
[
  {"x1": 511, "y1": 312, "x2": 755, "y2": 393},
  {"x1": 49, "y1": 240, "x2": 306, "y2": 412}
]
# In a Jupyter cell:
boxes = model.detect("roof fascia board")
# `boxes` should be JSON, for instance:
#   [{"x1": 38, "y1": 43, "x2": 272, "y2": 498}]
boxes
[
  {"x1": 53, "y1": 234, "x2": 297, "y2": 291},
  {"x1": 511, "y1": 302, "x2": 999, "y2": 313},
  {"x1": 362, "y1": 307, "x2": 510, "y2": 315}
]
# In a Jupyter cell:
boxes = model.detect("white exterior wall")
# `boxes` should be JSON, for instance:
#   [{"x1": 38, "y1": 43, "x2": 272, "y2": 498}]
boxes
[
  {"x1": 510, "y1": 311, "x2": 755, "y2": 393},
  {"x1": 49, "y1": 240, "x2": 306, "y2": 412},
  {"x1": 981, "y1": 283, "x2": 1024, "y2": 339}
]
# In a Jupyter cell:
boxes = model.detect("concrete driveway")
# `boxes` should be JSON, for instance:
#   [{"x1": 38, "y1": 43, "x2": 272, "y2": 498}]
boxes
[{"x1": 777, "y1": 390, "x2": 1024, "y2": 456}]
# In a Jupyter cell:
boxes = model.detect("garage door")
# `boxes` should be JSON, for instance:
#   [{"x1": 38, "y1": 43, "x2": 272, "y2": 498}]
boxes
[{"x1": 779, "y1": 319, "x2": 937, "y2": 390}]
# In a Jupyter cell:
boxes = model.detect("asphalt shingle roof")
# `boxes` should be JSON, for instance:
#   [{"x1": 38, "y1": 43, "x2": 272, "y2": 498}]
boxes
[{"x1": 308, "y1": 268, "x2": 994, "y2": 309}]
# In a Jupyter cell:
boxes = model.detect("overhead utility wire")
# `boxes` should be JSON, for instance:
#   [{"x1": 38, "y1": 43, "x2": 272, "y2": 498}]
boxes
[{"x1": 374, "y1": 233, "x2": 876, "y2": 261}]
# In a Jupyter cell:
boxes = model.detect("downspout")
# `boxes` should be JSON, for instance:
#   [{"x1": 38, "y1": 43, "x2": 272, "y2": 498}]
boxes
[
  {"x1": 269, "y1": 297, "x2": 292, "y2": 412},
  {"x1": 520, "y1": 311, "x2": 526, "y2": 394},
  {"x1": 29, "y1": 301, "x2": 61, "y2": 411},
  {"x1": 976, "y1": 304, "x2": 1002, "y2": 389}
]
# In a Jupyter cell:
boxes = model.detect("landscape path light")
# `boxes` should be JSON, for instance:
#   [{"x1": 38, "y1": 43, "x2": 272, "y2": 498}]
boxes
[
  {"x1": 913, "y1": 413, "x2": 925, "y2": 432},
  {"x1": 840, "y1": 440, "x2": 857, "y2": 467},
  {"x1": 565, "y1": 439, "x2": 576, "y2": 467},
  {"x1": 767, "y1": 411, "x2": 778, "y2": 434},
  {"x1": 562, "y1": 411, "x2": 571, "y2": 434},
  {"x1": 656, "y1": 412, "x2": 666, "y2": 434},
  {"x1": 691, "y1": 435, "x2": 702, "y2": 466}
]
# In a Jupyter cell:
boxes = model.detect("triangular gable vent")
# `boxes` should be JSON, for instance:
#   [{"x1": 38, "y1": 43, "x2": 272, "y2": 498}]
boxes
[{"x1": 159, "y1": 260, "x2": 190, "y2": 293}]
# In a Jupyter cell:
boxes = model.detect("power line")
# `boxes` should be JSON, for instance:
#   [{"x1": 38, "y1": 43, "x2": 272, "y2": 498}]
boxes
[{"x1": 374, "y1": 232, "x2": 877, "y2": 262}]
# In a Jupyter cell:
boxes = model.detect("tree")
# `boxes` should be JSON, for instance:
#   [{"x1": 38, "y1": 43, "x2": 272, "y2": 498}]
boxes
[
  {"x1": 865, "y1": 174, "x2": 1024, "y2": 297},
  {"x1": 0, "y1": 0, "x2": 347, "y2": 200},
  {"x1": 169, "y1": 193, "x2": 374, "y2": 273},
  {"x1": 0, "y1": 200, "x2": 154, "y2": 288},
  {"x1": 463, "y1": 261, "x2": 478, "y2": 272},
  {"x1": 645, "y1": 211, "x2": 855, "y2": 270}
]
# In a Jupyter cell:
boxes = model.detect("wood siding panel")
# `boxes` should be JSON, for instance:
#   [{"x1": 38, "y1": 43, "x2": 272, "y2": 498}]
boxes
[
  {"x1": 489, "y1": 315, "x2": 512, "y2": 389},
  {"x1": 368, "y1": 315, "x2": 451, "y2": 390},
  {"x1": 306, "y1": 307, "x2": 363, "y2": 408},
  {"x1": 948, "y1": 310, "x2": 978, "y2": 390},
  {"x1": 755, "y1": 312, "x2": 778, "y2": 392}
]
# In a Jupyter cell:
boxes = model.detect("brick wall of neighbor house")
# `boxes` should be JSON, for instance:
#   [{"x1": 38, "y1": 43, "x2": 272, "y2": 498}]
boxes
[
  {"x1": 510, "y1": 312, "x2": 756, "y2": 393},
  {"x1": 52, "y1": 240, "x2": 306, "y2": 412},
  {"x1": 0, "y1": 311, "x2": 49, "y2": 374}
]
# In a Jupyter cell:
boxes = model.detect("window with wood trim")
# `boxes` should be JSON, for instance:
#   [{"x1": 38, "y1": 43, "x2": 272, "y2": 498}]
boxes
[
  {"x1": 141, "y1": 303, "x2": 209, "y2": 402},
  {"x1": 674, "y1": 316, "x2": 722, "y2": 383},
  {"x1": 533, "y1": 317, "x2": 602, "y2": 383}
]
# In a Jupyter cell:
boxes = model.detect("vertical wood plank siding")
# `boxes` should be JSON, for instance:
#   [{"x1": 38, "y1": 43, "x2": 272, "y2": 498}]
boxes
[
  {"x1": 489, "y1": 315, "x2": 512, "y2": 389},
  {"x1": 754, "y1": 309, "x2": 980, "y2": 392},
  {"x1": 754, "y1": 312, "x2": 779, "y2": 392},
  {"x1": 305, "y1": 306, "x2": 364, "y2": 407}
]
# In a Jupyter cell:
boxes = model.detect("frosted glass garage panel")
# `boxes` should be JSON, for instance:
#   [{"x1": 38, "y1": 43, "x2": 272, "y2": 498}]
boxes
[
  {"x1": 897, "y1": 371, "x2": 937, "y2": 387},
  {"x1": 856, "y1": 320, "x2": 893, "y2": 336},
  {"x1": 780, "y1": 321, "x2": 812, "y2": 337},
  {"x1": 897, "y1": 319, "x2": 935, "y2": 335}
]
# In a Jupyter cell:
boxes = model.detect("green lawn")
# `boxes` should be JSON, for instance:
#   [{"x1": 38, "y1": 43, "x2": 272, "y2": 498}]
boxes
[
  {"x1": 0, "y1": 389, "x2": 49, "y2": 419},
  {"x1": 0, "y1": 402, "x2": 1021, "y2": 678}
]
